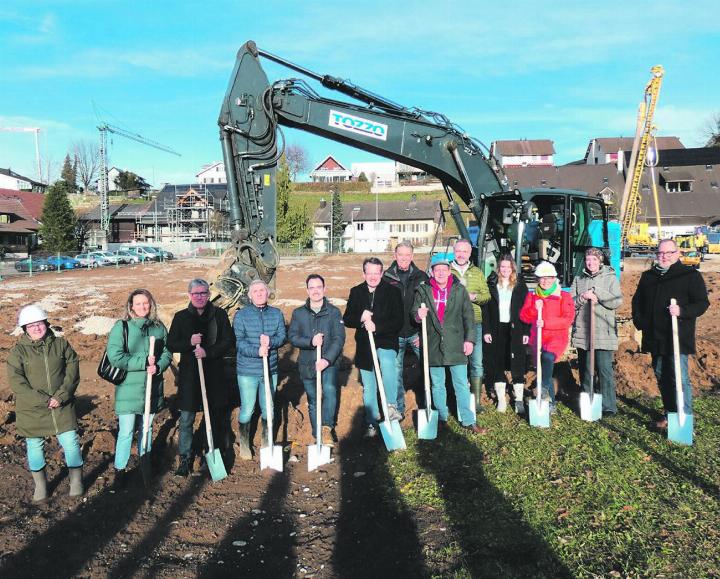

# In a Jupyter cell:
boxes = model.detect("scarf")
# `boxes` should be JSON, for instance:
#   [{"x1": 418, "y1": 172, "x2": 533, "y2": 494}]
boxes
[
  {"x1": 535, "y1": 281, "x2": 559, "y2": 298},
  {"x1": 429, "y1": 276, "x2": 453, "y2": 325}
]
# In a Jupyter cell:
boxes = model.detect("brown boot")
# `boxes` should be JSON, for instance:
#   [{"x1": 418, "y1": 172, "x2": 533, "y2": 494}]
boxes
[{"x1": 321, "y1": 425, "x2": 334, "y2": 448}]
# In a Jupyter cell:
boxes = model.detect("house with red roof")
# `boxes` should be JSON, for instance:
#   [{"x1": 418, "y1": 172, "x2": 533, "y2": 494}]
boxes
[
  {"x1": 309, "y1": 155, "x2": 352, "y2": 183},
  {"x1": 0, "y1": 188, "x2": 42, "y2": 253}
]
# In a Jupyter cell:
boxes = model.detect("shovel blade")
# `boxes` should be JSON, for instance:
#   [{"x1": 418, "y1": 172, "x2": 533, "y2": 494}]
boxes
[
  {"x1": 579, "y1": 392, "x2": 603, "y2": 422},
  {"x1": 379, "y1": 420, "x2": 406, "y2": 451},
  {"x1": 668, "y1": 412, "x2": 694, "y2": 446},
  {"x1": 529, "y1": 399, "x2": 551, "y2": 428},
  {"x1": 260, "y1": 445, "x2": 284, "y2": 472},
  {"x1": 307, "y1": 444, "x2": 332, "y2": 472},
  {"x1": 205, "y1": 449, "x2": 228, "y2": 482},
  {"x1": 417, "y1": 409, "x2": 439, "y2": 440}
]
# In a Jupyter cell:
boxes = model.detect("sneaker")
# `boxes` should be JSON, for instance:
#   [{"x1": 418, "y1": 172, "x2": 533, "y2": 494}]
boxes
[
  {"x1": 549, "y1": 403, "x2": 557, "y2": 415},
  {"x1": 321, "y1": 425, "x2": 335, "y2": 448},
  {"x1": 387, "y1": 405, "x2": 402, "y2": 422},
  {"x1": 174, "y1": 457, "x2": 191, "y2": 477},
  {"x1": 655, "y1": 417, "x2": 668, "y2": 430},
  {"x1": 464, "y1": 424, "x2": 489, "y2": 435},
  {"x1": 364, "y1": 425, "x2": 378, "y2": 439}
]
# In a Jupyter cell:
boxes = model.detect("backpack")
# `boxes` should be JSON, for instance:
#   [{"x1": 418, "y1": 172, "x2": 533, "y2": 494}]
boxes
[{"x1": 97, "y1": 320, "x2": 128, "y2": 385}]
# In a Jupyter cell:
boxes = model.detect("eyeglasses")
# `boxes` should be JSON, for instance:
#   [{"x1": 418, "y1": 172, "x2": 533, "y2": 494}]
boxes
[
  {"x1": 26, "y1": 322, "x2": 46, "y2": 330},
  {"x1": 190, "y1": 291, "x2": 209, "y2": 297},
  {"x1": 656, "y1": 251, "x2": 677, "y2": 257}
]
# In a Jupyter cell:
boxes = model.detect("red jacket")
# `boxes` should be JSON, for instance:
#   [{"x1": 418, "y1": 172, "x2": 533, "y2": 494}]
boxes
[{"x1": 519, "y1": 290, "x2": 574, "y2": 359}]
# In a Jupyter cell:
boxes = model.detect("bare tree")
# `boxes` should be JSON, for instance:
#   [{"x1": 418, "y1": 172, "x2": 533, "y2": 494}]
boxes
[
  {"x1": 285, "y1": 144, "x2": 309, "y2": 181},
  {"x1": 705, "y1": 113, "x2": 720, "y2": 147},
  {"x1": 72, "y1": 139, "x2": 100, "y2": 192}
]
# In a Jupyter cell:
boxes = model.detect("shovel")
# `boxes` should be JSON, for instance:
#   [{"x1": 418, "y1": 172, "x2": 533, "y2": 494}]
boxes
[
  {"x1": 368, "y1": 330, "x2": 406, "y2": 451},
  {"x1": 417, "y1": 303, "x2": 438, "y2": 440},
  {"x1": 260, "y1": 354, "x2": 283, "y2": 471},
  {"x1": 197, "y1": 348, "x2": 227, "y2": 481},
  {"x1": 308, "y1": 344, "x2": 332, "y2": 471},
  {"x1": 667, "y1": 298, "x2": 693, "y2": 445},
  {"x1": 529, "y1": 300, "x2": 550, "y2": 428},
  {"x1": 140, "y1": 336, "x2": 156, "y2": 485},
  {"x1": 580, "y1": 300, "x2": 602, "y2": 422}
]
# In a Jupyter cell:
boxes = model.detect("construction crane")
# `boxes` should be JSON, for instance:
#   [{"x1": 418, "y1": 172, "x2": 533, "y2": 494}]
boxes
[
  {"x1": 0, "y1": 127, "x2": 42, "y2": 181},
  {"x1": 98, "y1": 122, "x2": 180, "y2": 238},
  {"x1": 618, "y1": 65, "x2": 664, "y2": 252}
]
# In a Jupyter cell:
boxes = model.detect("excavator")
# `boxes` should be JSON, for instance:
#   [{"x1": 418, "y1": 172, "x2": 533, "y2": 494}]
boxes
[{"x1": 214, "y1": 41, "x2": 620, "y2": 308}]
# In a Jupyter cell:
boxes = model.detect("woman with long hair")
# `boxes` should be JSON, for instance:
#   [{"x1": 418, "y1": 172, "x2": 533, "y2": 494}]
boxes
[
  {"x1": 482, "y1": 256, "x2": 531, "y2": 414},
  {"x1": 107, "y1": 288, "x2": 172, "y2": 485}
]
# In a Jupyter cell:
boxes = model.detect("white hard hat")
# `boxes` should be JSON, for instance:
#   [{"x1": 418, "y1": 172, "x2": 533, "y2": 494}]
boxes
[
  {"x1": 18, "y1": 305, "x2": 48, "y2": 327},
  {"x1": 534, "y1": 261, "x2": 557, "y2": 278}
]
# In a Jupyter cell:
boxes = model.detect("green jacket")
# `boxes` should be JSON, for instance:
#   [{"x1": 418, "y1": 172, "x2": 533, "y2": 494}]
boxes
[
  {"x1": 450, "y1": 262, "x2": 490, "y2": 323},
  {"x1": 411, "y1": 279, "x2": 476, "y2": 366},
  {"x1": 7, "y1": 332, "x2": 79, "y2": 438},
  {"x1": 107, "y1": 317, "x2": 172, "y2": 416}
]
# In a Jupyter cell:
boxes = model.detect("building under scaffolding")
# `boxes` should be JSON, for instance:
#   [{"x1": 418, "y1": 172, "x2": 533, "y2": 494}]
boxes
[{"x1": 164, "y1": 186, "x2": 230, "y2": 242}]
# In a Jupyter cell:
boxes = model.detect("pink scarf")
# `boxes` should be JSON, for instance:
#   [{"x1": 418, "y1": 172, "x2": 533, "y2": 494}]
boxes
[{"x1": 429, "y1": 276, "x2": 453, "y2": 325}]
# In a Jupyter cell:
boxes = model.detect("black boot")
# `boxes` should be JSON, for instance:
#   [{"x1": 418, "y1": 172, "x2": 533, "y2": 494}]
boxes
[
  {"x1": 237, "y1": 422, "x2": 252, "y2": 460},
  {"x1": 174, "y1": 455, "x2": 191, "y2": 477}
]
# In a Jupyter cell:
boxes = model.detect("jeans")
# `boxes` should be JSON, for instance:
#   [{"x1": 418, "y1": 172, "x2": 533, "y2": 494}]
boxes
[
  {"x1": 237, "y1": 373, "x2": 277, "y2": 424},
  {"x1": 540, "y1": 351, "x2": 556, "y2": 403},
  {"x1": 302, "y1": 366, "x2": 338, "y2": 437},
  {"x1": 577, "y1": 348, "x2": 617, "y2": 413},
  {"x1": 395, "y1": 334, "x2": 420, "y2": 414},
  {"x1": 429, "y1": 364, "x2": 476, "y2": 426},
  {"x1": 178, "y1": 408, "x2": 226, "y2": 458},
  {"x1": 358, "y1": 347, "x2": 399, "y2": 427},
  {"x1": 26, "y1": 429, "x2": 83, "y2": 472},
  {"x1": 469, "y1": 322, "x2": 484, "y2": 379},
  {"x1": 652, "y1": 353, "x2": 693, "y2": 415},
  {"x1": 115, "y1": 413, "x2": 155, "y2": 470}
]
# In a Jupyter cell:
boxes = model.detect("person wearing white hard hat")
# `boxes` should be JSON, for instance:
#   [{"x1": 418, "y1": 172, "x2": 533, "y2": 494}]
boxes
[
  {"x1": 7, "y1": 305, "x2": 83, "y2": 502},
  {"x1": 519, "y1": 261, "x2": 574, "y2": 412}
]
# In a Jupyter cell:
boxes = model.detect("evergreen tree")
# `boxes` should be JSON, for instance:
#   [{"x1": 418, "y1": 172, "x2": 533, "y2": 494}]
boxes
[
  {"x1": 276, "y1": 154, "x2": 291, "y2": 224},
  {"x1": 330, "y1": 189, "x2": 344, "y2": 253},
  {"x1": 60, "y1": 154, "x2": 77, "y2": 193},
  {"x1": 40, "y1": 181, "x2": 78, "y2": 252}
]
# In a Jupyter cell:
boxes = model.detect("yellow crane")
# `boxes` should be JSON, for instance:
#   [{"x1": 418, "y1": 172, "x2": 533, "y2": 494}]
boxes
[{"x1": 619, "y1": 65, "x2": 664, "y2": 253}]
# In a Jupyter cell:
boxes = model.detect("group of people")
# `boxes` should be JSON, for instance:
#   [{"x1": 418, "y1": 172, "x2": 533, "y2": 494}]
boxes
[{"x1": 8, "y1": 237, "x2": 708, "y2": 502}]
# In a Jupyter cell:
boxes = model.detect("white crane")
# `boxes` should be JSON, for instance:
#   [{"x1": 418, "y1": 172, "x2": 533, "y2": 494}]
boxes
[{"x1": 0, "y1": 127, "x2": 42, "y2": 182}]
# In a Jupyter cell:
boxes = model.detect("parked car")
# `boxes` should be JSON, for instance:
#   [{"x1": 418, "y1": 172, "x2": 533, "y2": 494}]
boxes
[
  {"x1": 15, "y1": 257, "x2": 50, "y2": 272},
  {"x1": 120, "y1": 246, "x2": 161, "y2": 262},
  {"x1": 75, "y1": 253, "x2": 105, "y2": 268},
  {"x1": 45, "y1": 255, "x2": 81, "y2": 270},
  {"x1": 114, "y1": 249, "x2": 140, "y2": 264},
  {"x1": 147, "y1": 246, "x2": 175, "y2": 260},
  {"x1": 89, "y1": 250, "x2": 123, "y2": 265}
]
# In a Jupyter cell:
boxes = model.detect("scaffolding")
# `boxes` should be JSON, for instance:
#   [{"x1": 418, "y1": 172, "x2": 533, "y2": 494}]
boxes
[{"x1": 164, "y1": 186, "x2": 230, "y2": 242}]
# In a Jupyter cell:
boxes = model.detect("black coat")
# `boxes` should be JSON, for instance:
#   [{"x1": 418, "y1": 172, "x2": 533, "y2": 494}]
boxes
[
  {"x1": 167, "y1": 302, "x2": 235, "y2": 411},
  {"x1": 382, "y1": 261, "x2": 429, "y2": 337},
  {"x1": 343, "y1": 279, "x2": 403, "y2": 371},
  {"x1": 288, "y1": 298, "x2": 346, "y2": 381},
  {"x1": 631, "y1": 261, "x2": 709, "y2": 355},
  {"x1": 481, "y1": 273, "x2": 531, "y2": 376}
]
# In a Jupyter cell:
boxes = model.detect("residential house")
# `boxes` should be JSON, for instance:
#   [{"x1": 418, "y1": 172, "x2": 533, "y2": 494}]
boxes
[
  {"x1": 313, "y1": 197, "x2": 443, "y2": 253},
  {"x1": 0, "y1": 188, "x2": 43, "y2": 253},
  {"x1": 0, "y1": 168, "x2": 46, "y2": 192},
  {"x1": 350, "y1": 162, "x2": 396, "y2": 187},
  {"x1": 490, "y1": 140, "x2": 555, "y2": 168},
  {"x1": 584, "y1": 136, "x2": 684, "y2": 165},
  {"x1": 310, "y1": 156, "x2": 353, "y2": 183},
  {"x1": 197, "y1": 162, "x2": 227, "y2": 184}
]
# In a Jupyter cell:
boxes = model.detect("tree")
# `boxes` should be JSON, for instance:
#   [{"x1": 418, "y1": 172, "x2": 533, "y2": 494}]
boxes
[
  {"x1": 114, "y1": 170, "x2": 149, "y2": 193},
  {"x1": 330, "y1": 189, "x2": 344, "y2": 253},
  {"x1": 40, "y1": 181, "x2": 77, "y2": 252},
  {"x1": 276, "y1": 155, "x2": 291, "y2": 224},
  {"x1": 60, "y1": 154, "x2": 77, "y2": 193},
  {"x1": 285, "y1": 144, "x2": 309, "y2": 181},
  {"x1": 705, "y1": 113, "x2": 720, "y2": 147},
  {"x1": 357, "y1": 172, "x2": 368, "y2": 182},
  {"x1": 72, "y1": 140, "x2": 100, "y2": 192},
  {"x1": 277, "y1": 204, "x2": 313, "y2": 247}
]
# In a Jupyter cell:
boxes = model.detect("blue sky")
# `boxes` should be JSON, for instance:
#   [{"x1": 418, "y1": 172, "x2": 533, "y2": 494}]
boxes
[{"x1": 0, "y1": 0, "x2": 717, "y2": 187}]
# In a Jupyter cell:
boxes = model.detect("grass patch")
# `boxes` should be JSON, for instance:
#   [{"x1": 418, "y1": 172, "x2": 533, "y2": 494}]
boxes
[{"x1": 377, "y1": 394, "x2": 720, "y2": 577}]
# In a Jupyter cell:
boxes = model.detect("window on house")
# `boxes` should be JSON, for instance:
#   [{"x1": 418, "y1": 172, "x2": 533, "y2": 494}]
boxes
[
  {"x1": 666, "y1": 181, "x2": 692, "y2": 193},
  {"x1": 357, "y1": 223, "x2": 364, "y2": 231}
]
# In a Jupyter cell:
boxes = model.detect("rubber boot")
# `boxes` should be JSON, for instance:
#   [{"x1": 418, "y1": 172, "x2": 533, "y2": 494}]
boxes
[
  {"x1": 69, "y1": 467, "x2": 84, "y2": 497},
  {"x1": 237, "y1": 422, "x2": 252, "y2": 460},
  {"x1": 470, "y1": 377, "x2": 483, "y2": 412},
  {"x1": 494, "y1": 382, "x2": 507, "y2": 413},
  {"x1": 31, "y1": 468, "x2": 48, "y2": 503},
  {"x1": 513, "y1": 384, "x2": 526, "y2": 415}
]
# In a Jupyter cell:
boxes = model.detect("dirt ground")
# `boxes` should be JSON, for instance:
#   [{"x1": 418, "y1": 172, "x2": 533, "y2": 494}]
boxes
[{"x1": 0, "y1": 254, "x2": 718, "y2": 578}]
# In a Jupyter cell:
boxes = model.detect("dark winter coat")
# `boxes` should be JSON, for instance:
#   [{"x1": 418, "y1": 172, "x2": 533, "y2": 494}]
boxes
[
  {"x1": 107, "y1": 317, "x2": 173, "y2": 415},
  {"x1": 233, "y1": 304, "x2": 286, "y2": 375},
  {"x1": 411, "y1": 277, "x2": 476, "y2": 366},
  {"x1": 571, "y1": 265, "x2": 623, "y2": 351},
  {"x1": 481, "y1": 273, "x2": 531, "y2": 374},
  {"x1": 382, "y1": 260, "x2": 429, "y2": 337},
  {"x1": 167, "y1": 302, "x2": 235, "y2": 411},
  {"x1": 631, "y1": 261, "x2": 709, "y2": 355},
  {"x1": 7, "y1": 332, "x2": 79, "y2": 438},
  {"x1": 288, "y1": 298, "x2": 346, "y2": 381},
  {"x1": 343, "y1": 280, "x2": 403, "y2": 371}
]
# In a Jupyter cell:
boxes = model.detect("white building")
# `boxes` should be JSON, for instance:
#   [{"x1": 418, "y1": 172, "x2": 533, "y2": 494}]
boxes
[
  {"x1": 584, "y1": 137, "x2": 684, "y2": 165},
  {"x1": 310, "y1": 156, "x2": 353, "y2": 183},
  {"x1": 197, "y1": 162, "x2": 227, "y2": 184},
  {"x1": 0, "y1": 168, "x2": 45, "y2": 192},
  {"x1": 350, "y1": 162, "x2": 396, "y2": 188},
  {"x1": 490, "y1": 140, "x2": 555, "y2": 168}
]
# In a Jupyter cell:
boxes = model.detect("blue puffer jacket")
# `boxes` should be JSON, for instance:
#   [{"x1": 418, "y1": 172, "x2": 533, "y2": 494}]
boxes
[{"x1": 233, "y1": 304, "x2": 287, "y2": 375}]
